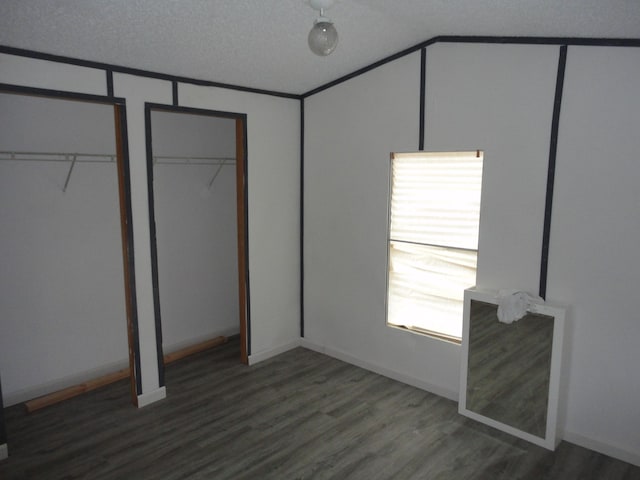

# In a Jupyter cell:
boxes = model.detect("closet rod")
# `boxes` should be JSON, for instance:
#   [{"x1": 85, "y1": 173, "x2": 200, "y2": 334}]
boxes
[
  {"x1": 0, "y1": 151, "x2": 236, "y2": 190},
  {"x1": 153, "y1": 155, "x2": 236, "y2": 165},
  {"x1": 151, "y1": 156, "x2": 236, "y2": 189},
  {"x1": 0, "y1": 151, "x2": 116, "y2": 163},
  {"x1": 1, "y1": 151, "x2": 236, "y2": 165}
]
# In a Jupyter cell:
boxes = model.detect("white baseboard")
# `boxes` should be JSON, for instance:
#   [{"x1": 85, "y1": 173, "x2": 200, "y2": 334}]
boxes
[
  {"x1": 299, "y1": 339, "x2": 458, "y2": 402},
  {"x1": 298, "y1": 341, "x2": 639, "y2": 467},
  {"x1": 137, "y1": 386, "x2": 166, "y2": 408},
  {"x1": 3, "y1": 358, "x2": 130, "y2": 407},
  {"x1": 0, "y1": 443, "x2": 8, "y2": 461},
  {"x1": 563, "y1": 431, "x2": 640, "y2": 467},
  {"x1": 248, "y1": 340, "x2": 301, "y2": 365}
]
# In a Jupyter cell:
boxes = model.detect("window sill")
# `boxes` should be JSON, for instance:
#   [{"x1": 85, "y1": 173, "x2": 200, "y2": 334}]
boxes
[{"x1": 387, "y1": 323, "x2": 462, "y2": 345}]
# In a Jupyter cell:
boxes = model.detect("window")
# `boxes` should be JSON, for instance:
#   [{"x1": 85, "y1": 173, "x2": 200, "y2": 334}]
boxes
[{"x1": 386, "y1": 151, "x2": 483, "y2": 342}]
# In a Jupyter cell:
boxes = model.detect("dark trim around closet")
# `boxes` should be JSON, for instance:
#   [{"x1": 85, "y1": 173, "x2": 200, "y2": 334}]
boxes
[
  {"x1": 143, "y1": 102, "x2": 252, "y2": 368},
  {"x1": 114, "y1": 104, "x2": 143, "y2": 398},
  {"x1": 0, "y1": 375, "x2": 6, "y2": 445},
  {"x1": 144, "y1": 105, "x2": 165, "y2": 388},
  {"x1": 0, "y1": 83, "x2": 143, "y2": 399},
  {"x1": 240, "y1": 119, "x2": 251, "y2": 357},
  {"x1": 300, "y1": 98, "x2": 305, "y2": 338},
  {"x1": 0, "y1": 82, "x2": 124, "y2": 105}
]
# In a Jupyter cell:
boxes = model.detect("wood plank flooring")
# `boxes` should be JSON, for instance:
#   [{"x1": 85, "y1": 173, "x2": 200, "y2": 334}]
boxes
[{"x1": 1, "y1": 338, "x2": 638, "y2": 479}]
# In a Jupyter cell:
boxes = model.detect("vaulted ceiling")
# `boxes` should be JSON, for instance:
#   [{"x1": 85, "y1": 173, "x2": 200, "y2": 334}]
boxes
[{"x1": 1, "y1": 0, "x2": 639, "y2": 95}]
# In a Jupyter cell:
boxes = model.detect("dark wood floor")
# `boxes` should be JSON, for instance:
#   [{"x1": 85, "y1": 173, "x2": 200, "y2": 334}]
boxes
[{"x1": 1, "y1": 338, "x2": 638, "y2": 479}]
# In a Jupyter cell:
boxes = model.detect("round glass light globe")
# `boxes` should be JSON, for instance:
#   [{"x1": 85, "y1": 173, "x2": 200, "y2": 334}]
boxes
[{"x1": 308, "y1": 21, "x2": 338, "y2": 56}]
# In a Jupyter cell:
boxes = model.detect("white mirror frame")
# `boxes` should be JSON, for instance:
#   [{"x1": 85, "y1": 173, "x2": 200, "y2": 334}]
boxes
[{"x1": 459, "y1": 287, "x2": 565, "y2": 450}]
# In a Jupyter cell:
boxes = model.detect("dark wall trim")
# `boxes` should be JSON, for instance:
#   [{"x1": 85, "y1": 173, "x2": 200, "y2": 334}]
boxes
[
  {"x1": 2, "y1": 37, "x2": 638, "y2": 102},
  {"x1": 0, "y1": 374, "x2": 6, "y2": 445},
  {"x1": 419, "y1": 48, "x2": 426, "y2": 151},
  {"x1": 172, "y1": 81, "x2": 179, "y2": 106},
  {"x1": 302, "y1": 35, "x2": 640, "y2": 98},
  {"x1": 302, "y1": 41, "x2": 433, "y2": 98},
  {"x1": 116, "y1": 105, "x2": 143, "y2": 395},
  {"x1": 242, "y1": 120, "x2": 251, "y2": 356},
  {"x1": 434, "y1": 35, "x2": 640, "y2": 47},
  {"x1": 0, "y1": 83, "x2": 143, "y2": 395},
  {"x1": 539, "y1": 45, "x2": 568, "y2": 300},
  {"x1": 0, "y1": 82, "x2": 125, "y2": 105},
  {"x1": 145, "y1": 102, "x2": 248, "y2": 120},
  {"x1": 106, "y1": 70, "x2": 114, "y2": 97},
  {"x1": 0, "y1": 45, "x2": 300, "y2": 100},
  {"x1": 300, "y1": 98, "x2": 305, "y2": 338},
  {"x1": 143, "y1": 102, "x2": 252, "y2": 367},
  {"x1": 143, "y1": 104, "x2": 165, "y2": 388}
]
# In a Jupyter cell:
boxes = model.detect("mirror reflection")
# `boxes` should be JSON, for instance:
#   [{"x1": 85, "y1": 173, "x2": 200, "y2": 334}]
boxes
[{"x1": 466, "y1": 300, "x2": 554, "y2": 438}]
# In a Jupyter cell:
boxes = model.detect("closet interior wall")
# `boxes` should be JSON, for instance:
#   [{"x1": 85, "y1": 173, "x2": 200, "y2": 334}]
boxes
[
  {"x1": 0, "y1": 93, "x2": 128, "y2": 406},
  {"x1": 149, "y1": 110, "x2": 240, "y2": 355}
]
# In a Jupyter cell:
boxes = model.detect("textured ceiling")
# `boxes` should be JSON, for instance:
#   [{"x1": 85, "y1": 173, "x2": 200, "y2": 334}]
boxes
[{"x1": 1, "y1": 0, "x2": 639, "y2": 95}]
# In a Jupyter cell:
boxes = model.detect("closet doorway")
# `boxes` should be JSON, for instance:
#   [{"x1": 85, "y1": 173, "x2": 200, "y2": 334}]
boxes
[
  {"x1": 0, "y1": 89, "x2": 139, "y2": 408},
  {"x1": 146, "y1": 105, "x2": 249, "y2": 378}
]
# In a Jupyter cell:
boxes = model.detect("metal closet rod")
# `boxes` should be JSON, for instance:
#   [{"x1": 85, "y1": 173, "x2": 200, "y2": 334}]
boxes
[
  {"x1": 0, "y1": 151, "x2": 116, "y2": 163},
  {"x1": 0, "y1": 151, "x2": 117, "y2": 192},
  {"x1": 0, "y1": 151, "x2": 236, "y2": 164},
  {"x1": 153, "y1": 155, "x2": 236, "y2": 165},
  {"x1": 151, "y1": 155, "x2": 236, "y2": 190},
  {"x1": 0, "y1": 151, "x2": 236, "y2": 192}
]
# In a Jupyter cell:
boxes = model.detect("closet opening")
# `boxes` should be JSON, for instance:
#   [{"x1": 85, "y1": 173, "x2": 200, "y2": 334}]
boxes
[
  {"x1": 0, "y1": 87, "x2": 140, "y2": 409},
  {"x1": 145, "y1": 104, "x2": 249, "y2": 385}
]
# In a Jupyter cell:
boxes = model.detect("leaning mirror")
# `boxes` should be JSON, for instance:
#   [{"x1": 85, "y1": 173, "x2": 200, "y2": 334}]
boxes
[{"x1": 459, "y1": 287, "x2": 565, "y2": 450}]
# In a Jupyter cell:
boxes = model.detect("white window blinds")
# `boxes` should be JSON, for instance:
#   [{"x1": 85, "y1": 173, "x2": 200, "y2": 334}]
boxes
[{"x1": 387, "y1": 151, "x2": 483, "y2": 340}]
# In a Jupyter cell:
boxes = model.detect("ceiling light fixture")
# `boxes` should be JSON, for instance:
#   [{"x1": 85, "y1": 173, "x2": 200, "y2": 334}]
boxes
[{"x1": 307, "y1": 0, "x2": 338, "y2": 56}]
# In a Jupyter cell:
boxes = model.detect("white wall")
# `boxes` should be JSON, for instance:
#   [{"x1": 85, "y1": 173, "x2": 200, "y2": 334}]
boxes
[
  {"x1": 112, "y1": 73, "x2": 172, "y2": 403},
  {"x1": 303, "y1": 52, "x2": 462, "y2": 399},
  {"x1": 546, "y1": 46, "x2": 640, "y2": 464},
  {"x1": 303, "y1": 43, "x2": 640, "y2": 465},
  {"x1": 150, "y1": 111, "x2": 240, "y2": 351},
  {"x1": 0, "y1": 53, "x2": 105, "y2": 96},
  {"x1": 425, "y1": 43, "x2": 559, "y2": 294},
  {"x1": 0, "y1": 94, "x2": 117, "y2": 153},
  {"x1": 0, "y1": 94, "x2": 128, "y2": 405}
]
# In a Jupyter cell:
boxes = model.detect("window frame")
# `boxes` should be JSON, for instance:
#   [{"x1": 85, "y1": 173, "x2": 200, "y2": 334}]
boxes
[{"x1": 385, "y1": 150, "x2": 484, "y2": 344}]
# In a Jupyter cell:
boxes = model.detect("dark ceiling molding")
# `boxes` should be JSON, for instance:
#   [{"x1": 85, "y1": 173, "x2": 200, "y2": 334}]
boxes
[
  {"x1": 0, "y1": 81, "x2": 126, "y2": 105},
  {"x1": 436, "y1": 35, "x2": 640, "y2": 47},
  {"x1": 301, "y1": 35, "x2": 640, "y2": 98},
  {"x1": 2, "y1": 34, "x2": 639, "y2": 101}
]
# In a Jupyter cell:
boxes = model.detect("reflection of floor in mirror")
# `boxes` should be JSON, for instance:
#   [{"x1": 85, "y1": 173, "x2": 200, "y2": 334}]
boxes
[
  {"x1": 467, "y1": 300, "x2": 553, "y2": 438},
  {"x1": 1, "y1": 337, "x2": 639, "y2": 479}
]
